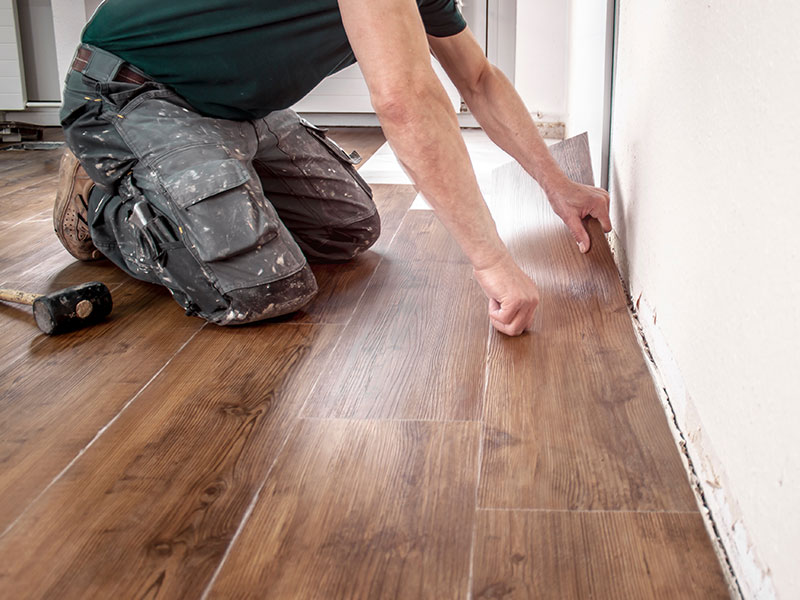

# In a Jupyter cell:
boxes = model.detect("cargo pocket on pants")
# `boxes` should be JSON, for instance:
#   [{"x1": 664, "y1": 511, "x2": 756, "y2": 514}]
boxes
[{"x1": 160, "y1": 158, "x2": 279, "y2": 262}]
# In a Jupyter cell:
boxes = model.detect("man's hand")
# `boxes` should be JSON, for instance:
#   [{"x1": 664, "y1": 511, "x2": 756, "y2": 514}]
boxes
[
  {"x1": 429, "y1": 30, "x2": 613, "y2": 255},
  {"x1": 474, "y1": 255, "x2": 539, "y2": 336},
  {"x1": 546, "y1": 180, "x2": 612, "y2": 253}
]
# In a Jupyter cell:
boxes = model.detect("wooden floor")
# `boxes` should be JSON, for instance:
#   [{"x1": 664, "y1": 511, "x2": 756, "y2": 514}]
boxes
[{"x1": 0, "y1": 129, "x2": 729, "y2": 598}]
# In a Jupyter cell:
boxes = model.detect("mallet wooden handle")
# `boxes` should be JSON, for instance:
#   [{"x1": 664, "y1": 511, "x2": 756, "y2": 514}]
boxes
[
  {"x1": 0, "y1": 289, "x2": 41, "y2": 305},
  {"x1": 0, "y1": 282, "x2": 112, "y2": 334}
]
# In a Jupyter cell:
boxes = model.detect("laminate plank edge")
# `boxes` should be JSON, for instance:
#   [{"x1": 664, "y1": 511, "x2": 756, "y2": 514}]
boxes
[
  {"x1": 301, "y1": 212, "x2": 487, "y2": 420},
  {"x1": 471, "y1": 509, "x2": 730, "y2": 599},
  {"x1": 478, "y1": 136, "x2": 696, "y2": 511},
  {"x1": 208, "y1": 419, "x2": 481, "y2": 599},
  {"x1": 0, "y1": 280, "x2": 201, "y2": 533},
  {"x1": 0, "y1": 323, "x2": 341, "y2": 599}
]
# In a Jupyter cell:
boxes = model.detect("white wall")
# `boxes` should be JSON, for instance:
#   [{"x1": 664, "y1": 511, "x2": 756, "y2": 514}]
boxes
[
  {"x1": 514, "y1": 0, "x2": 568, "y2": 120},
  {"x1": 609, "y1": 2, "x2": 800, "y2": 597}
]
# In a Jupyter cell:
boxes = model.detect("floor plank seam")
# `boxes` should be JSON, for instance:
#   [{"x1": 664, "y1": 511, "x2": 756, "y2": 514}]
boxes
[
  {"x1": 293, "y1": 196, "x2": 415, "y2": 419},
  {"x1": 466, "y1": 325, "x2": 492, "y2": 600},
  {"x1": 199, "y1": 413, "x2": 305, "y2": 600},
  {"x1": 467, "y1": 425, "x2": 486, "y2": 599},
  {"x1": 17, "y1": 209, "x2": 56, "y2": 227},
  {"x1": 298, "y1": 416, "x2": 484, "y2": 423},
  {"x1": 198, "y1": 325, "x2": 347, "y2": 597},
  {"x1": 0, "y1": 178, "x2": 58, "y2": 202},
  {"x1": 476, "y1": 507, "x2": 702, "y2": 515},
  {"x1": 0, "y1": 322, "x2": 206, "y2": 540},
  {"x1": 202, "y1": 200, "x2": 430, "y2": 597},
  {"x1": 329, "y1": 185, "x2": 418, "y2": 328}
]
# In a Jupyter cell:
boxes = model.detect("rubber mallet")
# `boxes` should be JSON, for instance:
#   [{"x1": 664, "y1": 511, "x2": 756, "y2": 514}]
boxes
[{"x1": 0, "y1": 281, "x2": 113, "y2": 335}]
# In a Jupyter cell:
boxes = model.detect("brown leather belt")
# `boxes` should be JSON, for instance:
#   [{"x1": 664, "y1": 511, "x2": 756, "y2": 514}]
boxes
[{"x1": 71, "y1": 47, "x2": 149, "y2": 85}]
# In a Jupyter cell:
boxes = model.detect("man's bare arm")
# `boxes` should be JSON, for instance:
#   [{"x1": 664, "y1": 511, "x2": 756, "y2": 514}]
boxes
[
  {"x1": 338, "y1": 0, "x2": 537, "y2": 336},
  {"x1": 429, "y1": 28, "x2": 611, "y2": 253}
]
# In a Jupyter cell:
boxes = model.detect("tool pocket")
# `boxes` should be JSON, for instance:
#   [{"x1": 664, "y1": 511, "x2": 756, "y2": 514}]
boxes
[
  {"x1": 161, "y1": 158, "x2": 279, "y2": 262},
  {"x1": 299, "y1": 118, "x2": 363, "y2": 165},
  {"x1": 298, "y1": 118, "x2": 373, "y2": 199}
]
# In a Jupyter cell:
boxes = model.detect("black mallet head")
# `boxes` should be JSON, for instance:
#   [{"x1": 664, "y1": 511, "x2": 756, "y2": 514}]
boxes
[{"x1": 32, "y1": 281, "x2": 113, "y2": 335}]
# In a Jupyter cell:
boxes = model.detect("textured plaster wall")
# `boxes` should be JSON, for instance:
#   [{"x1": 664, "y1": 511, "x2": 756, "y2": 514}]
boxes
[{"x1": 609, "y1": 2, "x2": 800, "y2": 597}]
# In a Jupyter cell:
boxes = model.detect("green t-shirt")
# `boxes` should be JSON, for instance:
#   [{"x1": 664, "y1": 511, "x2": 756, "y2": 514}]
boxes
[{"x1": 82, "y1": 1, "x2": 466, "y2": 120}]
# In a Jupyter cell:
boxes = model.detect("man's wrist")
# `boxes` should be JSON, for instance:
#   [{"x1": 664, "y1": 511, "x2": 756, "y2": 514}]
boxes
[
  {"x1": 537, "y1": 165, "x2": 571, "y2": 197},
  {"x1": 471, "y1": 245, "x2": 513, "y2": 273}
]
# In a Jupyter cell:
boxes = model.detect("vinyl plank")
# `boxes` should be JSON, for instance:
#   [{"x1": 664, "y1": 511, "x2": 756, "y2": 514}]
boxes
[
  {"x1": 471, "y1": 510, "x2": 729, "y2": 599},
  {"x1": 301, "y1": 212, "x2": 487, "y2": 420},
  {"x1": 384, "y1": 210, "x2": 469, "y2": 263},
  {"x1": 0, "y1": 218, "x2": 129, "y2": 289},
  {"x1": 292, "y1": 184, "x2": 418, "y2": 324},
  {"x1": 0, "y1": 323, "x2": 341, "y2": 599},
  {"x1": 0, "y1": 279, "x2": 201, "y2": 533},
  {"x1": 0, "y1": 149, "x2": 61, "y2": 196},
  {"x1": 548, "y1": 132, "x2": 594, "y2": 186},
  {"x1": 208, "y1": 419, "x2": 480, "y2": 600},
  {"x1": 0, "y1": 176, "x2": 57, "y2": 230},
  {"x1": 479, "y1": 136, "x2": 696, "y2": 510}
]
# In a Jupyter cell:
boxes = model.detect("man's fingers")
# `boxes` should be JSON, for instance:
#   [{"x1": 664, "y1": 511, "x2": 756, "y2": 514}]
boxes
[
  {"x1": 489, "y1": 299, "x2": 536, "y2": 336},
  {"x1": 565, "y1": 216, "x2": 591, "y2": 253},
  {"x1": 490, "y1": 309, "x2": 533, "y2": 336},
  {"x1": 491, "y1": 314, "x2": 525, "y2": 336},
  {"x1": 489, "y1": 298, "x2": 521, "y2": 326},
  {"x1": 598, "y1": 212, "x2": 612, "y2": 233},
  {"x1": 591, "y1": 200, "x2": 613, "y2": 233}
]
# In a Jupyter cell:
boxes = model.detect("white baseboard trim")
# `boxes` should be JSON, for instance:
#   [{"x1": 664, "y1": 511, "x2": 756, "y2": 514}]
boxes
[
  {"x1": 1, "y1": 106, "x2": 61, "y2": 127},
  {"x1": 608, "y1": 231, "x2": 777, "y2": 600},
  {"x1": 298, "y1": 111, "x2": 565, "y2": 139}
]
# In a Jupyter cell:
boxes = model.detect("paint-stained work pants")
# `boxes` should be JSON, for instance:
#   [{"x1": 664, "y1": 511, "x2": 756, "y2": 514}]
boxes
[{"x1": 60, "y1": 44, "x2": 380, "y2": 325}]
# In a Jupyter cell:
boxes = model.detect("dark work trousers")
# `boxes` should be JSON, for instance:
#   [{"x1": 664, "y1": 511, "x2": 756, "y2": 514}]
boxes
[{"x1": 60, "y1": 44, "x2": 380, "y2": 325}]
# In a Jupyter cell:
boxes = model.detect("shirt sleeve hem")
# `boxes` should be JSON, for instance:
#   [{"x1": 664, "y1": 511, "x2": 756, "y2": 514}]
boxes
[{"x1": 424, "y1": 20, "x2": 467, "y2": 38}]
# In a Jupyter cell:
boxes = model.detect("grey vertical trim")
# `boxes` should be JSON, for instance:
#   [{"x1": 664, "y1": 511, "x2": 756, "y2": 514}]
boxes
[{"x1": 601, "y1": 0, "x2": 617, "y2": 190}]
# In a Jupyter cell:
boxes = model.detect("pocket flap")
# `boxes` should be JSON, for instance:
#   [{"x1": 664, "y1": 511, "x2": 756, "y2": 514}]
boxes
[{"x1": 162, "y1": 159, "x2": 250, "y2": 209}]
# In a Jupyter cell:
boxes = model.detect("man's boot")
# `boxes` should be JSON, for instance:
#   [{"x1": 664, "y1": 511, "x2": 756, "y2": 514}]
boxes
[{"x1": 53, "y1": 148, "x2": 102, "y2": 261}]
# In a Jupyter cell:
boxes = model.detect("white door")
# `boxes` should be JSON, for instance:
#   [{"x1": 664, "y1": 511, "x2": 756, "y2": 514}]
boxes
[
  {"x1": 292, "y1": 56, "x2": 462, "y2": 114},
  {"x1": 0, "y1": 0, "x2": 27, "y2": 110}
]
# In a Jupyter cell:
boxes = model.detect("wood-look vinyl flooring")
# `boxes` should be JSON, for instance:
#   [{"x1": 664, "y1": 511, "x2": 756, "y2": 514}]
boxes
[{"x1": 0, "y1": 128, "x2": 729, "y2": 598}]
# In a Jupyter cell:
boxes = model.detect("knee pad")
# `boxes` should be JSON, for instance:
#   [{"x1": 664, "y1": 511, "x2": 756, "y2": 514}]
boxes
[
  {"x1": 210, "y1": 264, "x2": 319, "y2": 325},
  {"x1": 300, "y1": 211, "x2": 382, "y2": 262}
]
